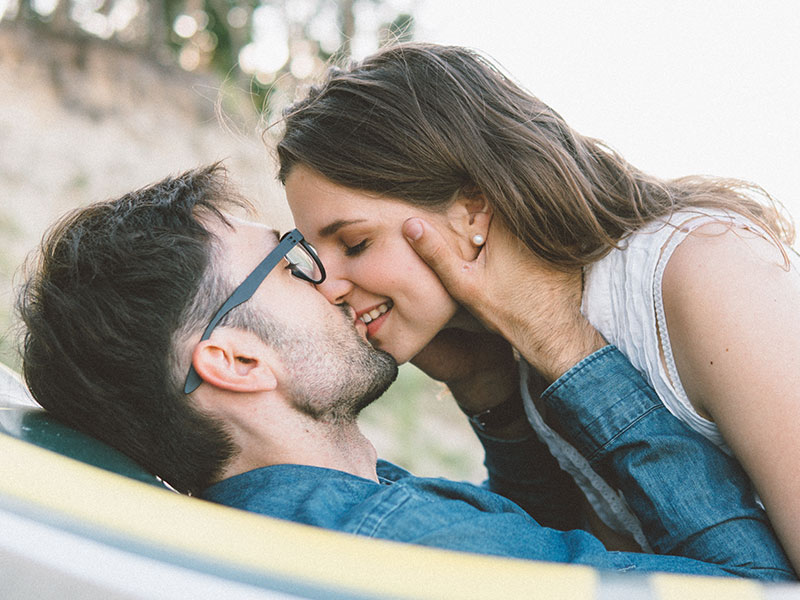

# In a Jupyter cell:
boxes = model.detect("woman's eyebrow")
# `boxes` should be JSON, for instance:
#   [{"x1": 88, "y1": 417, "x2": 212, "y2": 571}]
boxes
[{"x1": 318, "y1": 219, "x2": 366, "y2": 238}]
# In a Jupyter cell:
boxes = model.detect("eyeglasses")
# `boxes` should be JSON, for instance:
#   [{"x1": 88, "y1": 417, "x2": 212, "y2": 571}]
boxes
[{"x1": 183, "y1": 229, "x2": 326, "y2": 394}]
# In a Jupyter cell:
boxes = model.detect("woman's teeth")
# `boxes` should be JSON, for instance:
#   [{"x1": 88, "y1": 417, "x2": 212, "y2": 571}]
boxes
[{"x1": 359, "y1": 300, "x2": 393, "y2": 324}]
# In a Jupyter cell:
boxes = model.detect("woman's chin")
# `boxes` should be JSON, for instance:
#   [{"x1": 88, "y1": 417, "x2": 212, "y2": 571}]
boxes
[
  {"x1": 444, "y1": 308, "x2": 486, "y2": 332},
  {"x1": 367, "y1": 337, "x2": 413, "y2": 365},
  {"x1": 387, "y1": 347, "x2": 415, "y2": 365}
]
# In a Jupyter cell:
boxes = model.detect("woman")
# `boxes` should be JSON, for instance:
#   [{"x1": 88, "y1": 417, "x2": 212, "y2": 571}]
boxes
[{"x1": 275, "y1": 42, "x2": 800, "y2": 566}]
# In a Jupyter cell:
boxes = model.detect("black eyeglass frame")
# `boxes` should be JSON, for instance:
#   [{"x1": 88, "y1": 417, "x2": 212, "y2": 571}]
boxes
[{"x1": 183, "y1": 229, "x2": 325, "y2": 394}]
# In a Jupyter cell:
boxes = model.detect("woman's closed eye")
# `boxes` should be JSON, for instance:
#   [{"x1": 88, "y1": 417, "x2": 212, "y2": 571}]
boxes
[{"x1": 344, "y1": 239, "x2": 368, "y2": 257}]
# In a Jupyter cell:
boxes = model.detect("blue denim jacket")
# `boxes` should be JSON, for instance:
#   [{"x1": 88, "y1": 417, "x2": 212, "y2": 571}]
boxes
[{"x1": 202, "y1": 347, "x2": 795, "y2": 581}]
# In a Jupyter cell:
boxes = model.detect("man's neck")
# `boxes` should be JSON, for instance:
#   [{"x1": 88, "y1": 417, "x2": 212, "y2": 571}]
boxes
[{"x1": 218, "y1": 409, "x2": 379, "y2": 484}]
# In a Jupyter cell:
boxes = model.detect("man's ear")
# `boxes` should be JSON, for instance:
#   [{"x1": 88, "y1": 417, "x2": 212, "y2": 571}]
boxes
[{"x1": 191, "y1": 328, "x2": 277, "y2": 393}]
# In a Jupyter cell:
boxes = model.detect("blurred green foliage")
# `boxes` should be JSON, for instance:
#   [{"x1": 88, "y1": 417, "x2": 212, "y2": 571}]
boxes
[
  {"x1": 5, "y1": 0, "x2": 414, "y2": 116},
  {"x1": 0, "y1": 213, "x2": 21, "y2": 371},
  {"x1": 360, "y1": 364, "x2": 487, "y2": 483}
]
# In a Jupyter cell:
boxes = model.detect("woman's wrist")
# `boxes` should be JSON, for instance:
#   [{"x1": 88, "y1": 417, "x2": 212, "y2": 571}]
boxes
[
  {"x1": 460, "y1": 386, "x2": 530, "y2": 439},
  {"x1": 446, "y1": 360, "x2": 519, "y2": 415}
]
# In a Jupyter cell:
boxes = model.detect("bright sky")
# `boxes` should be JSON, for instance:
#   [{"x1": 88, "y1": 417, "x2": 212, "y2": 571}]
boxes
[{"x1": 413, "y1": 0, "x2": 800, "y2": 226}]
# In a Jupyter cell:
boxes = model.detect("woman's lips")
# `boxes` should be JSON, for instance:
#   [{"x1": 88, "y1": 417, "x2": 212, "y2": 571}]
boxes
[
  {"x1": 357, "y1": 300, "x2": 393, "y2": 339},
  {"x1": 365, "y1": 308, "x2": 390, "y2": 338},
  {"x1": 344, "y1": 305, "x2": 369, "y2": 341},
  {"x1": 354, "y1": 316, "x2": 369, "y2": 340}
]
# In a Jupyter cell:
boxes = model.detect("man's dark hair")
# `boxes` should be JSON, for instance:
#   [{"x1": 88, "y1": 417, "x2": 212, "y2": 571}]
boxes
[{"x1": 18, "y1": 164, "x2": 245, "y2": 494}]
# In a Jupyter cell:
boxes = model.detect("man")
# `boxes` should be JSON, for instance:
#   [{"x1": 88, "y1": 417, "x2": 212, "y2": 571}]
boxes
[{"x1": 18, "y1": 164, "x2": 794, "y2": 581}]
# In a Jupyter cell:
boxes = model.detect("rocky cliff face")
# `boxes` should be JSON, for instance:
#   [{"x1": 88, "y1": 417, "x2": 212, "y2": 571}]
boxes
[{"x1": 0, "y1": 22, "x2": 290, "y2": 367}]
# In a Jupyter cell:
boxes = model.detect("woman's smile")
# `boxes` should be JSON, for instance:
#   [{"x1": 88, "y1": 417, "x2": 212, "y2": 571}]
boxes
[
  {"x1": 286, "y1": 165, "x2": 460, "y2": 364},
  {"x1": 357, "y1": 300, "x2": 393, "y2": 338}
]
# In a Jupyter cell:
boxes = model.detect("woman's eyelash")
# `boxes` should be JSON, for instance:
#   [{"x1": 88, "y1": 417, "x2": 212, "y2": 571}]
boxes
[{"x1": 344, "y1": 240, "x2": 368, "y2": 256}]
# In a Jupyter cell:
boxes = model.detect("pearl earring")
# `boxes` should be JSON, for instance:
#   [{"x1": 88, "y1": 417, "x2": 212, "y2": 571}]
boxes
[{"x1": 472, "y1": 234, "x2": 485, "y2": 246}]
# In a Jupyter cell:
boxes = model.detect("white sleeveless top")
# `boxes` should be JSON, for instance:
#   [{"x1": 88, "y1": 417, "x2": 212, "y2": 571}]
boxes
[{"x1": 520, "y1": 208, "x2": 790, "y2": 547}]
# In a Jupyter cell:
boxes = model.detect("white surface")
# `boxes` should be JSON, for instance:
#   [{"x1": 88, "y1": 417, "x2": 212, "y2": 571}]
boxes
[
  {"x1": 0, "y1": 507, "x2": 305, "y2": 600},
  {"x1": 415, "y1": 0, "x2": 800, "y2": 228}
]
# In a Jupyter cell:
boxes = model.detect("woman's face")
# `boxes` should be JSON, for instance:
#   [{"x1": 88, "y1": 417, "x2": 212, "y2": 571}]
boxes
[{"x1": 285, "y1": 165, "x2": 460, "y2": 364}]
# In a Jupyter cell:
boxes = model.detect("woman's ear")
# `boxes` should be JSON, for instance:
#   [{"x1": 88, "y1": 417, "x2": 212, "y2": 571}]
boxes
[
  {"x1": 447, "y1": 192, "x2": 493, "y2": 245},
  {"x1": 191, "y1": 328, "x2": 278, "y2": 393}
]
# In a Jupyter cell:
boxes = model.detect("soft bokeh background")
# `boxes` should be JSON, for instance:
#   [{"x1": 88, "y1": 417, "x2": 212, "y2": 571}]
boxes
[{"x1": 1, "y1": 0, "x2": 798, "y2": 483}]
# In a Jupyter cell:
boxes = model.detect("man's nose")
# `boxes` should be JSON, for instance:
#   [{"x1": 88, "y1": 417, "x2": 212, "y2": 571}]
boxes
[{"x1": 315, "y1": 273, "x2": 354, "y2": 306}]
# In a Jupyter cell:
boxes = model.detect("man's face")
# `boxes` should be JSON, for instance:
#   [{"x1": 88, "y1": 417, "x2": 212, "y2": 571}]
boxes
[{"x1": 216, "y1": 217, "x2": 398, "y2": 423}]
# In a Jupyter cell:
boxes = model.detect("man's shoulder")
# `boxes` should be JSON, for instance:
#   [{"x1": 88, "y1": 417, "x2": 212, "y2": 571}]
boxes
[
  {"x1": 204, "y1": 463, "x2": 375, "y2": 499},
  {"x1": 203, "y1": 463, "x2": 402, "y2": 516},
  {"x1": 376, "y1": 459, "x2": 412, "y2": 482},
  {"x1": 201, "y1": 461, "x2": 420, "y2": 534}
]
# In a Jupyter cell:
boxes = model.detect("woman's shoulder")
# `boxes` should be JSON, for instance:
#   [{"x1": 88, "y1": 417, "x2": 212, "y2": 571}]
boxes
[
  {"x1": 626, "y1": 207, "x2": 756, "y2": 247},
  {"x1": 662, "y1": 214, "x2": 796, "y2": 308},
  {"x1": 583, "y1": 206, "x2": 796, "y2": 316},
  {"x1": 589, "y1": 207, "x2": 775, "y2": 279},
  {"x1": 661, "y1": 205, "x2": 796, "y2": 294}
]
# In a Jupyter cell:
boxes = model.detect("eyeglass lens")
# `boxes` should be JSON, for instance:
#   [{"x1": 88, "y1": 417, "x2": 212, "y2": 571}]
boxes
[{"x1": 285, "y1": 244, "x2": 321, "y2": 281}]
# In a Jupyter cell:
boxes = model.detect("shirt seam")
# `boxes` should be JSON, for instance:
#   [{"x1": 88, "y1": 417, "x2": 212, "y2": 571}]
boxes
[
  {"x1": 351, "y1": 485, "x2": 415, "y2": 538},
  {"x1": 541, "y1": 345, "x2": 616, "y2": 400}
]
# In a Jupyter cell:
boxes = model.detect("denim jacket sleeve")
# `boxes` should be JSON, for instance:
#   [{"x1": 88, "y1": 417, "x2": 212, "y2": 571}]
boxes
[
  {"x1": 540, "y1": 345, "x2": 794, "y2": 579},
  {"x1": 475, "y1": 427, "x2": 584, "y2": 531}
]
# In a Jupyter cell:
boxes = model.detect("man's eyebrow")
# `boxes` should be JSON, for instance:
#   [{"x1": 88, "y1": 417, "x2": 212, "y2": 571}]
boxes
[{"x1": 318, "y1": 219, "x2": 366, "y2": 238}]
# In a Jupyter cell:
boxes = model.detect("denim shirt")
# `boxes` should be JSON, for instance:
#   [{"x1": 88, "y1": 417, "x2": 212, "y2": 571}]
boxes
[{"x1": 202, "y1": 347, "x2": 795, "y2": 581}]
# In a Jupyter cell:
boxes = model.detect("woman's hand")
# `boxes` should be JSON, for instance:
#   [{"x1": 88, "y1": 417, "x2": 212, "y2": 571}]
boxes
[
  {"x1": 412, "y1": 327, "x2": 536, "y2": 439},
  {"x1": 412, "y1": 328, "x2": 516, "y2": 410},
  {"x1": 403, "y1": 216, "x2": 605, "y2": 383}
]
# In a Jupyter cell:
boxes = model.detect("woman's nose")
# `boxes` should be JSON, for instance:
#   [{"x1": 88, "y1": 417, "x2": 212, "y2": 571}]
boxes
[{"x1": 315, "y1": 272, "x2": 354, "y2": 305}]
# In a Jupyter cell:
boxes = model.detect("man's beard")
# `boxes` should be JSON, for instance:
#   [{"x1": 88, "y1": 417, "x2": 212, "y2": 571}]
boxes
[{"x1": 269, "y1": 305, "x2": 398, "y2": 424}]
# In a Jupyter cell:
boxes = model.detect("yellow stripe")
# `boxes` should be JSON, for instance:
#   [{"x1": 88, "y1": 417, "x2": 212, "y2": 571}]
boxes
[
  {"x1": 651, "y1": 573, "x2": 763, "y2": 600},
  {"x1": 1, "y1": 433, "x2": 597, "y2": 599}
]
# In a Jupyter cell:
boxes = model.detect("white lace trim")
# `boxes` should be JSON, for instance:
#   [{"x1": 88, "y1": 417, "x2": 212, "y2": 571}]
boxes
[
  {"x1": 519, "y1": 359, "x2": 652, "y2": 551},
  {"x1": 648, "y1": 213, "x2": 760, "y2": 450}
]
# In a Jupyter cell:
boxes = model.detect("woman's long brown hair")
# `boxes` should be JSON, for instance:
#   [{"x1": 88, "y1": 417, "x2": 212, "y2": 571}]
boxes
[{"x1": 275, "y1": 42, "x2": 793, "y2": 269}]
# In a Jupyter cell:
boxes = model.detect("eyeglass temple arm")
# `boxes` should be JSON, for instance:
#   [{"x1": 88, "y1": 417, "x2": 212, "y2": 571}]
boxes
[{"x1": 183, "y1": 232, "x2": 303, "y2": 394}]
